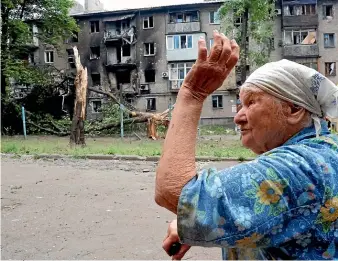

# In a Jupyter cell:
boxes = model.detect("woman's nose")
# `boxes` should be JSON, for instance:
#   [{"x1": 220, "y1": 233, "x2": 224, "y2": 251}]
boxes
[{"x1": 234, "y1": 107, "x2": 246, "y2": 125}]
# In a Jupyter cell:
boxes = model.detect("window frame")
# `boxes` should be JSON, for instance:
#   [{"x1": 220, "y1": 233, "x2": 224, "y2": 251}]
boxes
[
  {"x1": 166, "y1": 34, "x2": 193, "y2": 50},
  {"x1": 325, "y1": 62, "x2": 336, "y2": 76},
  {"x1": 323, "y1": 4, "x2": 334, "y2": 19},
  {"x1": 168, "y1": 62, "x2": 193, "y2": 89},
  {"x1": 283, "y1": 29, "x2": 317, "y2": 45},
  {"x1": 44, "y1": 50, "x2": 54, "y2": 63},
  {"x1": 212, "y1": 95, "x2": 223, "y2": 109},
  {"x1": 90, "y1": 46, "x2": 100, "y2": 60},
  {"x1": 90, "y1": 21, "x2": 100, "y2": 33},
  {"x1": 324, "y1": 33, "x2": 335, "y2": 48},
  {"x1": 144, "y1": 42, "x2": 155, "y2": 56},
  {"x1": 91, "y1": 100, "x2": 102, "y2": 113},
  {"x1": 146, "y1": 97, "x2": 156, "y2": 112},
  {"x1": 209, "y1": 11, "x2": 220, "y2": 24},
  {"x1": 143, "y1": 16, "x2": 154, "y2": 29}
]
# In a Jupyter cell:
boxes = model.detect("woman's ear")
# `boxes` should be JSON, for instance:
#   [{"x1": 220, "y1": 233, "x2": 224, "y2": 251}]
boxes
[{"x1": 287, "y1": 104, "x2": 308, "y2": 125}]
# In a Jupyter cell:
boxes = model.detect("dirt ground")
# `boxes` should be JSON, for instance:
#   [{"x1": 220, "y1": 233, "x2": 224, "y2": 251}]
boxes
[{"x1": 1, "y1": 156, "x2": 238, "y2": 260}]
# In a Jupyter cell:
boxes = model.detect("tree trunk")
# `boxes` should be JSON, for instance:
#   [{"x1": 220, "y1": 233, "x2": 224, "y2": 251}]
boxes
[
  {"x1": 70, "y1": 46, "x2": 87, "y2": 146},
  {"x1": 240, "y1": 9, "x2": 249, "y2": 84}
]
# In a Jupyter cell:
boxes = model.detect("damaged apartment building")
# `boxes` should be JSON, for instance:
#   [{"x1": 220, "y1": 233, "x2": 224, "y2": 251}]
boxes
[
  {"x1": 27, "y1": 0, "x2": 337, "y2": 126},
  {"x1": 65, "y1": 1, "x2": 238, "y2": 126}
]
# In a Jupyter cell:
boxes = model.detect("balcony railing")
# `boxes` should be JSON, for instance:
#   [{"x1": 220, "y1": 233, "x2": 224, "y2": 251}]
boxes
[
  {"x1": 283, "y1": 14, "x2": 318, "y2": 27},
  {"x1": 166, "y1": 22, "x2": 201, "y2": 34},
  {"x1": 283, "y1": 44, "x2": 319, "y2": 58}
]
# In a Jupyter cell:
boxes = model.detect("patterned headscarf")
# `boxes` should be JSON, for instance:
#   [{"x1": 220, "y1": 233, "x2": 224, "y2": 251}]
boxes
[{"x1": 244, "y1": 59, "x2": 338, "y2": 137}]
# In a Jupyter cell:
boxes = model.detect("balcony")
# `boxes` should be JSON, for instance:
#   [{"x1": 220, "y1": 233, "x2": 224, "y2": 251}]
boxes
[
  {"x1": 283, "y1": 44, "x2": 319, "y2": 58},
  {"x1": 166, "y1": 22, "x2": 201, "y2": 34},
  {"x1": 283, "y1": 14, "x2": 318, "y2": 27}
]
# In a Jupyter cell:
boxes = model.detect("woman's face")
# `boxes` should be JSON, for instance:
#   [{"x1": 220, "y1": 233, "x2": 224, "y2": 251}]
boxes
[{"x1": 234, "y1": 87, "x2": 289, "y2": 154}]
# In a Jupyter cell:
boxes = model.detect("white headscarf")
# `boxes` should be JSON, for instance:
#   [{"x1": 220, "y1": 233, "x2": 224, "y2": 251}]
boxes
[{"x1": 245, "y1": 59, "x2": 338, "y2": 137}]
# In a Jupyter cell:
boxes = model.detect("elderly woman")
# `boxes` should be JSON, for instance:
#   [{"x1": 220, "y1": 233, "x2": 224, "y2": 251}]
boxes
[{"x1": 155, "y1": 30, "x2": 338, "y2": 260}]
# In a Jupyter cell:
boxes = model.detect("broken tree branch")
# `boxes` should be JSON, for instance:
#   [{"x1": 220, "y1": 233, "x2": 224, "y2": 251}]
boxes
[{"x1": 27, "y1": 120, "x2": 69, "y2": 136}]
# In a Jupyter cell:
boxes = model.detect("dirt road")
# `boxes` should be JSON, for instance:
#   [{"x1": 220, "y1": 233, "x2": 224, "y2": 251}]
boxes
[{"x1": 1, "y1": 156, "x2": 238, "y2": 260}]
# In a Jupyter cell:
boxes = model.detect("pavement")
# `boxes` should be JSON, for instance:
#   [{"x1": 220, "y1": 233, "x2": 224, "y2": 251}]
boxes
[{"x1": 1, "y1": 156, "x2": 239, "y2": 260}]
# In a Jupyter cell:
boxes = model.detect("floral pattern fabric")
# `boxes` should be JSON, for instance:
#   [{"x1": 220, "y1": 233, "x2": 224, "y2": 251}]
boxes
[{"x1": 177, "y1": 121, "x2": 338, "y2": 260}]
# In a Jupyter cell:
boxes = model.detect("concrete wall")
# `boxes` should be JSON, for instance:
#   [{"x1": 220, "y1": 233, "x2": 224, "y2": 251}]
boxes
[
  {"x1": 318, "y1": 0, "x2": 338, "y2": 83},
  {"x1": 137, "y1": 10, "x2": 169, "y2": 95}
]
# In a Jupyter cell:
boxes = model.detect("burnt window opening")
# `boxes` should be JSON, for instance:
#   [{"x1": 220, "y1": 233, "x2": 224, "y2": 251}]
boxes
[
  {"x1": 146, "y1": 98, "x2": 156, "y2": 111},
  {"x1": 90, "y1": 21, "x2": 99, "y2": 33},
  {"x1": 323, "y1": 5, "x2": 333, "y2": 18},
  {"x1": 145, "y1": 69, "x2": 155, "y2": 83},
  {"x1": 71, "y1": 32, "x2": 78, "y2": 42},
  {"x1": 325, "y1": 62, "x2": 336, "y2": 76},
  {"x1": 143, "y1": 16, "x2": 154, "y2": 29},
  {"x1": 91, "y1": 73, "x2": 101, "y2": 86},
  {"x1": 67, "y1": 49, "x2": 76, "y2": 68},
  {"x1": 91, "y1": 100, "x2": 102, "y2": 113},
  {"x1": 122, "y1": 44, "x2": 131, "y2": 56},
  {"x1": 90, "y1": 46, "x2": 100, "y2": 59},
  {"x1": 144, "y1": 43, "x2": 155, "y2": 56},
  {"x1": 117, "y1": 71, "x2": 131, "y2": 84}
]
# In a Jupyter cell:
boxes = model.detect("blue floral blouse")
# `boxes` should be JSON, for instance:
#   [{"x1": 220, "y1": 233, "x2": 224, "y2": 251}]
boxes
[{"x1": 177, "y1": 121, "x2": 338, "y2": 260}]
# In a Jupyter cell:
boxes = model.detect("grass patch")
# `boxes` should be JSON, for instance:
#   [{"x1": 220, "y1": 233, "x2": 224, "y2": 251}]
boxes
[{"x1": 1, "y1": 135, "x2": 255, "y2": 159}]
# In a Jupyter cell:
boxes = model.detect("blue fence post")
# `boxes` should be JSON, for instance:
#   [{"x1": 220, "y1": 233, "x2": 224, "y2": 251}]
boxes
[
  {"x1": 21, "y1": 106, "x2": 27, "y2": 139},
  {"x1": 120, "y1": 104, "x2": 124, "y2": 138}
]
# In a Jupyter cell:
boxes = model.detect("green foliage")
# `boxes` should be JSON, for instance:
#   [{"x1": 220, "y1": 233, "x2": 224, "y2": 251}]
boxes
[
  {"x1": 1, "y1": 0, "x2": 79, "y2": 93},
  {"x1": 218, "y1": 0, "x2": 276, "y2": 67}
]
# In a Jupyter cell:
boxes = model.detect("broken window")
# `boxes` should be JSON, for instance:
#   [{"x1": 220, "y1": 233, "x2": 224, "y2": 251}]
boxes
[
  {"x1": 146, "y1": 98, "x2": 156, "y2": 111},
  {"x1": 117, "y1": 71, "x2": 130, "y2": 84},
  {"x1": 44, "y1": 50, "x2": 54, "y2": 63},
  {"x1": 212, "y1": 95, "x2": 223, "y2": 108},
  {"x1": 325, "y1": 62, "x2": 336, "y2": 76},
  {"x1": 143, "y1": 16, "x2": 154, "y2": 29},
  {"x1": 284, "y1": 30, "x2": 316, "y2": 45},
  {"x1": 144, "y1": 43, "x2": 155, "y2": 56},
  {"x1": 90, "y1": 46, "x2": 100, "y2": 59},
  {"x1": 284, "y1": 4, "x2": 316, "y2": 16},
  {"x1": 233, "y1": 9, "x2": 242, "y2": 27},
  {"x1": 67, "y1": 49, "x2": 75, "y2": 68},
  {"x1": 122, "y1": 44, "x2": 131, "y2": 56},
  {"x1": 91, "y1": 100, "x2": 102, "y2": 113},
  {"x1": 209, "y1": 11, "x2": 220, "y2": 24},
  {"x1": 91, "y1": 73, "x2": 101, "y2": 86},
  {"x1": 145, "y1": 69, "x2": 155, "y2": 83},
  {"x1": 121, "y1": 20, "x2": 130, "y2": 30},
  {"x1": 169, "y1": 11, "x2": 199, "y2": 23},
  {"x1": 324, "y1": 33, "x2": 335, "y2": 48},
  {"x1": 90, "y1": 21, "x2": 99, "y2": 33},
  {"x1": 323, "y1": 5, "x2": 333, "y2": 19}
]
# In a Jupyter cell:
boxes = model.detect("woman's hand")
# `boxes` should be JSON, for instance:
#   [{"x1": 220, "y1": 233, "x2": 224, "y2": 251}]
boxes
[
  {"x1": 162, "y1": 220, "x2": 191, "y2": 260},
  {"x1": 181, "y1": 30, "x2": 240, "y2": 102}
]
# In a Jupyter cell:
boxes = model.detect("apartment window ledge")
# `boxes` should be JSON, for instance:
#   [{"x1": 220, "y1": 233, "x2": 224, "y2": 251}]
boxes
[
  {"x1": 212, "y1": 107, "x2": 224, "y2": 109},
  {"x1": 144, "y1": 54, "x2": 155, "y2": 57},
  {"x1": 143, "y1": 27, "x2": 154, "y2": 30},
  {"x1": 324, "y1": 46, "x2": 336, "y2": 48}
]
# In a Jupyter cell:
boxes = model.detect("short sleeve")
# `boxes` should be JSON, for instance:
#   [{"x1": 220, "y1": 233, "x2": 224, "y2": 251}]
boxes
[{"x1": 177, "y1": 146, "x2": 330, "y2": 249}]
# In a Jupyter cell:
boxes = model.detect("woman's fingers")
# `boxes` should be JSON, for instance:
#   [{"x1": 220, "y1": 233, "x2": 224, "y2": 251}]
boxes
[
  {"x1": 197, "y1": 37, "x2": 208, "y2": 62},
  {"x1": 209, "y1": 30, "x2": 223, "y2": 63},
  {"x1": 218, "y1": 33, "x2": 232, "y2": 67},
  {"x1": 225, "y1": 39, "x2": 240, "y2": 71},
  {"x1": 172, "y1": 244, "x2": 191, "y2": 260}
]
